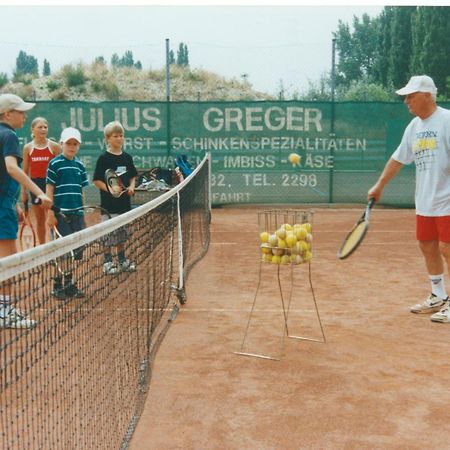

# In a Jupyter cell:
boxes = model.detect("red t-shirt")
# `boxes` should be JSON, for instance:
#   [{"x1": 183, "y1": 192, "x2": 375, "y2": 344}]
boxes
[{"x1": 29, "y1": 140, "x2": 55, "y2": 179}]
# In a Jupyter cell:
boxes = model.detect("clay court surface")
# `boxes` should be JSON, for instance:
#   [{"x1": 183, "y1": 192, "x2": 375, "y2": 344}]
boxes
[{"x1": 129, "y1": 206, "x2": 450, "y2": 450}]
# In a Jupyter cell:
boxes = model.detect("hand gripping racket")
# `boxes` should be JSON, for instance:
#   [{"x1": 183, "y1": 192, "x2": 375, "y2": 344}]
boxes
[
  {"x1": 19, "y1": 201, "x2": 37, "y2": 251},
  {"x1": 337, "y1": 198, "x2": 375, "y2": 259},
  {"x1": 105, "y1": 169, "x2": 129, "y2": 198}
]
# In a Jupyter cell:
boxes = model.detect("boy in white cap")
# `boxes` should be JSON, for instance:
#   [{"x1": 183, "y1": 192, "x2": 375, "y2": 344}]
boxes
[
  {"x1": 0, "y1": 93, "x2": 52, "y2": 328},
  {"x1": 46, "y1": 127, "x2": 89, "y2": 300},
  {"x1": 368, "y1": 75, "x2": 450, "y2": 322}
]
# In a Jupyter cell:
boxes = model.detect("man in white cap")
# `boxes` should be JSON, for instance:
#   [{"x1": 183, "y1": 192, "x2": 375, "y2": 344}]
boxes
[
  {"x1": 368, "y1": 75, "x2": 450, "y2": 322},
  {"x1": 0, "y1": 93, "x2": 52, "y2": 329}
]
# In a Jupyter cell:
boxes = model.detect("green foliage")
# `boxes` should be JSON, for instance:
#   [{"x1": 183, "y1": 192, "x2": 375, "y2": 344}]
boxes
[
  {"x1": 338, "y1": 79, "x2": 393, "y2": 101},
  {"x1": 176, "y1": 43, "x2": 189, "y2": 66},
  {"x1": 335, "y1": 6, "x2": 450, "y2": 96},
  {"x1": 46, "y1": 80, "x2": 60, "y2": 92},
  {"x1": 62, "y1": 64, "x2": 86, "y2": 87},
  {"x1": 43, "y1": 59, "x2": 51, "y2": 76},
  {"x1": 14, "y1": 51, "x2": 38, "y2": 79},
  {"x1": 111, "y1": 50, "x2": 137, "y2": 68},
  {"x1": 299, "y1": 74, "x2": 332, "y2": 101},
  {"x1": 0, "y1": 72, "x2": 8, "y2": 88},
  {"x1": 134, "y1": 61, "x2": 142, "y2": 70},
  {"x1": 94, "y1": 56, "x2": 106, "y2": 65},
  {"x1": 168, "y1": 50, "x2": 175, "y2": 65}
]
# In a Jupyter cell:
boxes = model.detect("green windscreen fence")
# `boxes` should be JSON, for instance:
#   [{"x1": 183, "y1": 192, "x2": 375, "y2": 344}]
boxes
[{"x1": 17, "y1": 100, "x2": 450, "y2": 206}]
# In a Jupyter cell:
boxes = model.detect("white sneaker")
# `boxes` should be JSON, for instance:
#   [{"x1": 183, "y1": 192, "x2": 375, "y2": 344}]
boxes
[
  {"x1": 103, "y1": 262, "x2": 119, "y2": 275},
  {"x1": 431, "y1": 304, "x2": 450, "y2": 323},
  {"x1": 119, "y1": 259, "x2": 136, "y2": 272},
  {"x1": 0, "y1": 307, "x2": 37, "y2": 329},
  {"x1": 410, "y1": 294, "x2": 448, "y2": 314}
]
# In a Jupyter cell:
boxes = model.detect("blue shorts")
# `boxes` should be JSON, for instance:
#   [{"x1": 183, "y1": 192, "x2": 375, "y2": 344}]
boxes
[
  {"x1": 56, "y1": 214, "x2": 86, "y2": 260},
  {"x1": 0, "y1": 207, "x2": 18, "y2": 240}
]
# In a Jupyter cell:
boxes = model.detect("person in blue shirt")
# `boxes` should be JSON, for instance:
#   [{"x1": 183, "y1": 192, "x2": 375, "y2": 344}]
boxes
[
  {"x1": 46, "y1": 127, "x2": 89, "y2": 300},
  {"x1": 0, "y1": 93, "x2": 52, "y2": 329}
]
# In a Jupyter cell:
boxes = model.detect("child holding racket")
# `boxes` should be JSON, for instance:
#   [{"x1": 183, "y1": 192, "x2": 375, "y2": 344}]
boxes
[
  {"x1": 46, "y1": 127, "x2": 89, "y2": 300},
  {"x1": 368, "y1": 75, "x2": 450, "y2": 322},
  {"x1": 21, "y1": 117, "x2": 61, "y2": 244},
  {"x1": 93, "y1": 121, "x2": 137, "y2": 274},
  {"x1": 0, "y1": 94, "x2": 52, "y2": 329}
]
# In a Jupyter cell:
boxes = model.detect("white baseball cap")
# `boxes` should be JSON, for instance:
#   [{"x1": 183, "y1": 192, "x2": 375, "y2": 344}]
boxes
[
  {"x1": 395, "y1": 75, "x2": 437, "y2": 96},
  {"x1": 60, "y1": 127, "x2": 82, "y2": 143},
  {"x1": 0, "y1": 93, "x2": 35, "y2": 114}
]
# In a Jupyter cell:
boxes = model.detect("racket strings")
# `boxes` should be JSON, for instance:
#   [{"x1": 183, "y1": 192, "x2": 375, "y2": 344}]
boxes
[{"x1": 339, "y1": 221, "x2": 367, "y2": 258}]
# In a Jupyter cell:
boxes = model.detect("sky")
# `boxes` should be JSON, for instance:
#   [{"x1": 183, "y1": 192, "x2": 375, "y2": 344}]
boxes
[{"x1": 0, "y1": 3, "x2": 393, "y2": 97}]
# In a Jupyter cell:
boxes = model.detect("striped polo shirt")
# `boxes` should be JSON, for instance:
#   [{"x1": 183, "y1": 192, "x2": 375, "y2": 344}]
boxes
[{"x1": 46, "y1": 154, "x2": 89, "y2": 214}]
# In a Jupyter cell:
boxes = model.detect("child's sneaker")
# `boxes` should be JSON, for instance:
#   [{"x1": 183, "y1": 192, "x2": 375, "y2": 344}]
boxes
[
  {"x1": 119, "y1": 259, "x2": 136, "y2": 272},
  {"x1": 431, "y1": 303, "x2": 450, "y2": 323},
  {"x1": 64, "y1": 283, "x2": 85, "y2": 298},
  {"x1": 103, "y1": 262, "x2": 119, "y2": 275},
  {"x1": 0, "y1": 307, "x2": 37, "y2": 329},
  {"x1": 410, "y1": 294, "x2": 448, "y2": 314}
]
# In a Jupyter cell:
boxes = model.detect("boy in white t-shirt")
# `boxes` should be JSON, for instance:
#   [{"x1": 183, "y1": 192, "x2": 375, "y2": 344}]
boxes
[{"x1": 368, "y1": 75, "x2": 450, "y2": 322}]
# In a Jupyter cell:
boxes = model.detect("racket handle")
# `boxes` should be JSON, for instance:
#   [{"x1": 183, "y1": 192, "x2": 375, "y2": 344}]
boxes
[
  {"x1": 32, "y1": 198, "x2": 68, "y2": 221},
  {"x1": 368, "y1": 198, "x2": 376, "y2": 208}
]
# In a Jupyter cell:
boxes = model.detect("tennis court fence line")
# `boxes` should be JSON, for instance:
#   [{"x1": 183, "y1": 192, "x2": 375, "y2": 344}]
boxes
[{"x1": 0, "y1": 153, "x2": 211, "y2": 450}]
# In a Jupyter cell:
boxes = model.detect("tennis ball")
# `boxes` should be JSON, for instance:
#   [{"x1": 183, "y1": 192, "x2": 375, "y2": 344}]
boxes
[
  {"x1": 272, "y1": 254, "x2": 282, "y2": 265},
  {"x1": 303, "y1": 222, "x2": 312, "y2": 233},
  {"x1": 261, "y1": 244, "x2": 271, "y2": 254},
  {"x1": 281, "y1": 223, "x2": 293, "y2": 231},
  {"x1": 306, "y1": 233, "x2": 313, "y2": 243},
  {"x1": 285, "y1": 233, "x2": 297, "y2": 248},
  {"x1": 268, "y1": 234, "x2": 278, "y2": 247},
  {"x1": 288, "y1": 153, "x2": 301, "y2": 166},
  {"x1": 260, "y1": 231, "x2": 270, "y2": 243},
  {"x1": 276, "y1": 228, "x2": 287, "y2": 240},
  {"x1": 262, "y1": 253, "x2": 273, "y2": 263},
  {"x1": 280, "y1": 254, "x2": 291, "y2": 265},
  {"x1": 295, "y1": 240, "x2": 308, "y2": 254},
  {"x1": 291, "y1": 254, "x2": 303, "y2": 265},
  {"x1": 303, "y1": 251, "x2": 313, "y2": 262},
  {"x1": 295, "y1": 227, "x2": 308, "y2": 240},
  {"x1": 277, "y1": 238, "x2": 287, "y2": 249},
  {"x1": 272, "y1": 248, "x2": 285, "y2": 256}
]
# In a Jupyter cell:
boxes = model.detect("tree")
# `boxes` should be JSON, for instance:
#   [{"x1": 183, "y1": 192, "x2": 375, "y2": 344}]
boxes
[
  {"x1": 111, "y1": 53, "x2": 120, "y2": 67},
  {"x1": 120, "y1": 50, "x2": 134, "y2": 67},
  {"x1": 15, "y1": 50, "x2": 38, "y2": 77},
  {"x1": 372, "y1": 7, "x2": 394, "y2": 86},
  {"x1": 134, "y1": 61, "x2": 142, "y2": 70},
  {"x1": 94, "y1": 56, "x2": 106, "y2": 65},
  {"x1": 43, "y1": 59, "x2": 51, "y2": 76},
  {"x1": 387, "y1": 6, "x2": 416, "y2": 89},
  {"x1": 176, "y1": 43, "x2": 189, "y2": 66},
  {"x1": 168, "y1": 50, "x2": 175, "y2": 65},
  {"x1": 411, "y1": 6, "x2": 450, "y2": 97}
]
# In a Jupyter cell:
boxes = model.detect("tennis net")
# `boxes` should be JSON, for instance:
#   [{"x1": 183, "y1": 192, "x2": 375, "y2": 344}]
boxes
[{"x1": 0, "y1": 153, "x2": 211, "y2": 450}]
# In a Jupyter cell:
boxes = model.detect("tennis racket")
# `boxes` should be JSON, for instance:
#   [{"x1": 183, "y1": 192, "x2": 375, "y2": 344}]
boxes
[
  {"x1": 337, "y1": 198, "x2": 375, "y2": 260},
  {"x1": 105, "y1": 169, "x2": 129, "y2": 198},
  {"x1": 19, "y1": 201, "x2": 36, "y2": 251}
]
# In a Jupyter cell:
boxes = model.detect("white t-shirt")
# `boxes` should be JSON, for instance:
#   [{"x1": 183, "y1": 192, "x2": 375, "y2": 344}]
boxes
[{"x1": 392, "y1": 106, "x2": 450, "y2": 216}]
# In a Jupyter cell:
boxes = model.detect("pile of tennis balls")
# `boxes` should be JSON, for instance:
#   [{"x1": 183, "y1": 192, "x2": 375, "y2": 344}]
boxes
[{"x1": 260, "y1": 222, "x2": 313, "y2": 265}]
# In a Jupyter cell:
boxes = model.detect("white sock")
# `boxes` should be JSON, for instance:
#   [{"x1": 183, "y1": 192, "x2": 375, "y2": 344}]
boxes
[
  {"x1": 0, "y1": 295, "x2": 12, "y2": 318},
  {"x1": 430, "y1": 274, "x2": 447, "y2": 299}
]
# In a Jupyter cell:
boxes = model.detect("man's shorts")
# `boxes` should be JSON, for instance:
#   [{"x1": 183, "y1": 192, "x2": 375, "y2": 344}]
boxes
[
  {"x1": 416, "y1": 215, "x2": 450, "y2": 242},
  {"x1": 0, "y1": 207, "x2": 18, "y2": 240}
]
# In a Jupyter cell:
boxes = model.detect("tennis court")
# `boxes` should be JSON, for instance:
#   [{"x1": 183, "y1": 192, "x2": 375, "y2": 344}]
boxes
[{"x1": 129, "y1": 206, "x2": 450, "y2": 450}]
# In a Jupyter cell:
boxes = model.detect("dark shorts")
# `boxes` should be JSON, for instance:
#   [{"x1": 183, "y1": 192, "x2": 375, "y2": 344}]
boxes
[
  {"x1": 100, "y1": 213, "x2": 129, "y2": 247},
  {"x1": 0, "y1": 207, "x2": 18, "y2": 240},
  {"x1": 56, "y1": 214, "x2": 86, "y2": 260},
  {"x1": 416, "y1": 215, "x2": 450, "y2": 242},
  {"x1": 30, "y1": 178, "x2": 46, "y2": 204}
]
